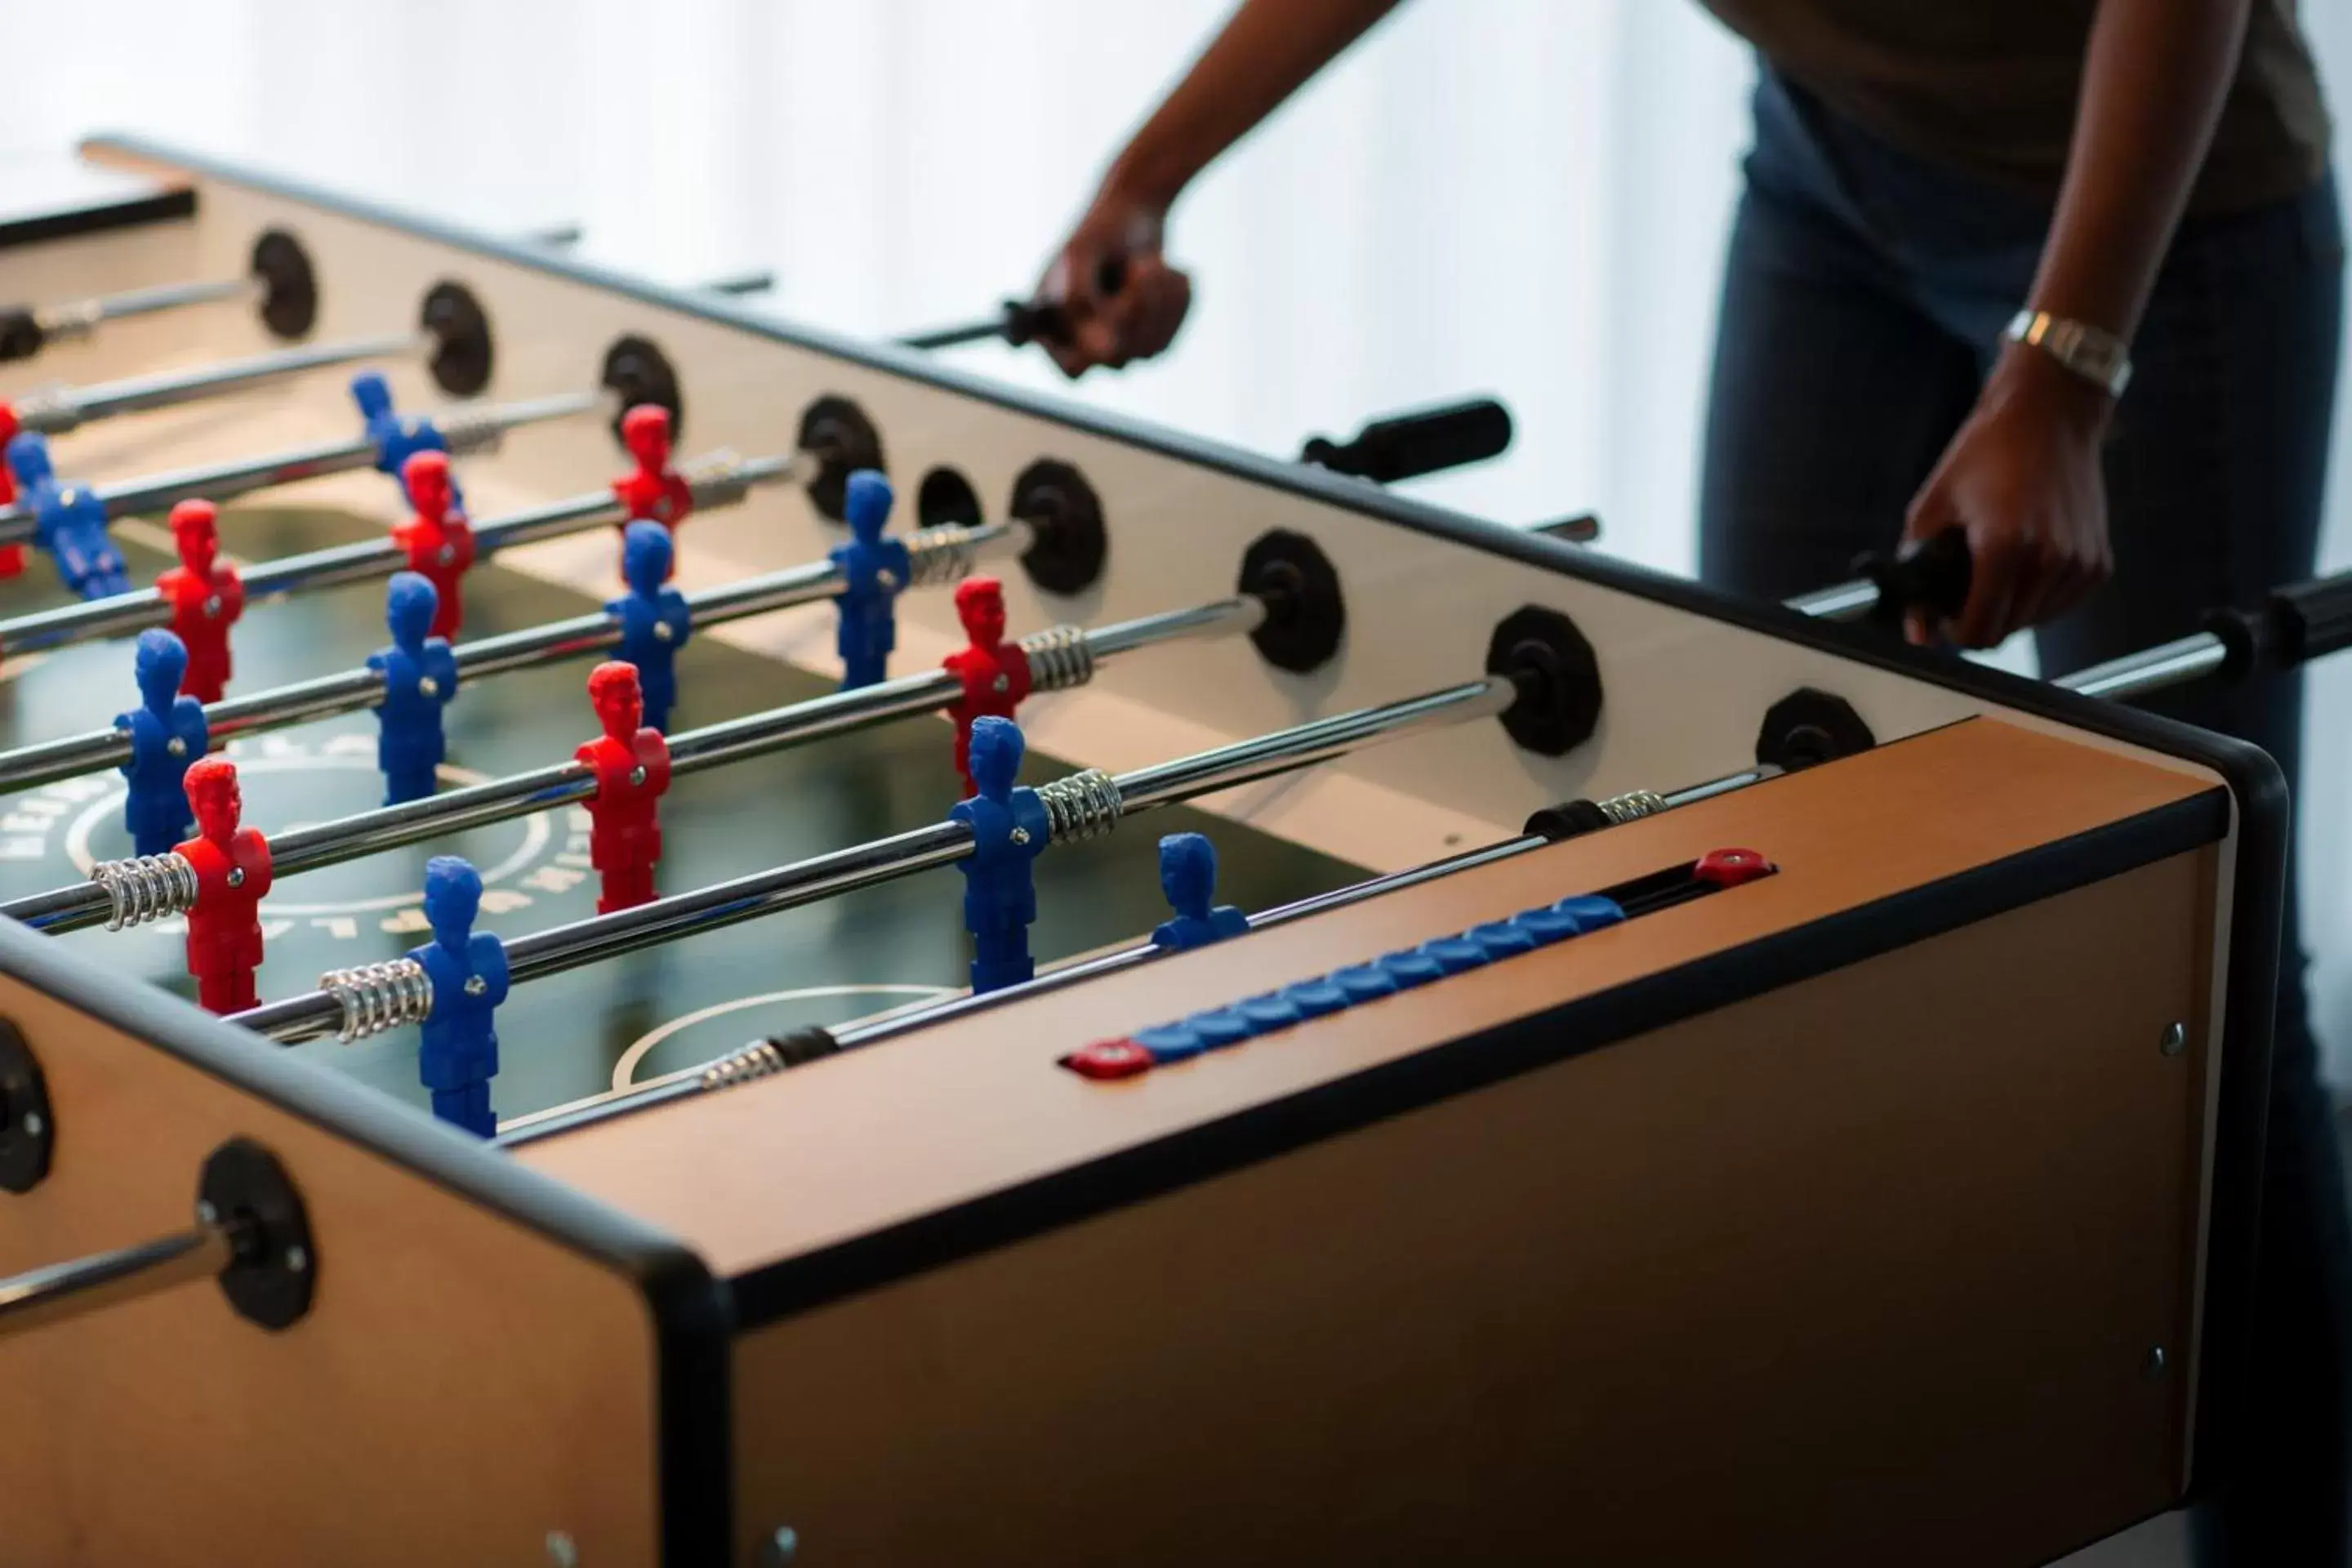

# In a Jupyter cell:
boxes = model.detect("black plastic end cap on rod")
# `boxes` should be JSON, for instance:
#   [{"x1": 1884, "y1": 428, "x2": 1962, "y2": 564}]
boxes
[{"x1": 1300, "y1": 397, "x2": 1514, "y2": 485}]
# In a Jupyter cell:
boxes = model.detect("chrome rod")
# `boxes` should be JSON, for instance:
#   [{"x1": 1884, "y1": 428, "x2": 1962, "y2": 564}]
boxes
[
  {"x1": 1787, "y1": 578, "x2": 1879, "y2": 621},
  {"x1": 248, "y1": 675, "x2": 1509, "y2": 1045},
  {"x1": 0, "y1": 452, "x2": 804, "y2": 662},
  {"x1": 0, "y1": 1219, "x2": 239, "y2": 1342},
  {"x1": 0, "y1": 390, "x2": 598, "y2": 547},
  {"x1": 2056, "y1": 632, "x2": 2232, "y2": 703},
  {"x1": 499, "y1": 760, "x2": 1772, "y2": 1147},
  {"x1": 19, "y1": 331, "x2": 426, "y2": 435},
  {"x1": 46, "y1": 276, "x2": 259, "y2": 332},
  {"x1": 1113, "y1": 677, "x2": 1515, "y2": 816},
  {"x1": 4, "y1": 592, "x2": 1247, "y2": 933}
]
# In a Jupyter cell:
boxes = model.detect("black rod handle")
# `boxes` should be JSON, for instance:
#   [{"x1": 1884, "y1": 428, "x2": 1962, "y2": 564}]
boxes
[
  {"x1": 1851, "y1": 529, "x2": 1972, "y2": 624},
  {"x1": 2265, "y1": 567, "x2": 2352, "y2": 667},
  {"x1": 1300, "y1": 397, "x2": 1514, "y2": 484}
]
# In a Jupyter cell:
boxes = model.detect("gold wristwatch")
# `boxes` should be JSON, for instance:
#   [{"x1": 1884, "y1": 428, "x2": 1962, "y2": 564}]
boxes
[{"x1": 2003, "y1": 309, "x2": 2133, "y2": 399}]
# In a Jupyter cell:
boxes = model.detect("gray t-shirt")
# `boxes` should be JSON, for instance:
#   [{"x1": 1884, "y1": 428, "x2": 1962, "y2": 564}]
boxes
[{"x1": 1699, "y1": 0, "x2": 2329, "y2": 213}]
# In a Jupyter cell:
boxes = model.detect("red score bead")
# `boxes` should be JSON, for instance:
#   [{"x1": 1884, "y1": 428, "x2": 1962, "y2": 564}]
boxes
[
  {"x1": 1694, "y1": 848, "x2": 1774, "y2": 888},
  {"x1": 1060, "y1": 1039, "x2": 1155, "y2": 1081}
]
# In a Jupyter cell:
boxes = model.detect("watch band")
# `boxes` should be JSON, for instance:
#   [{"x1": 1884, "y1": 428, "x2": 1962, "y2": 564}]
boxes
[{"x1": 2004, "y1": 309, "x2": 2133, "y2": 399}]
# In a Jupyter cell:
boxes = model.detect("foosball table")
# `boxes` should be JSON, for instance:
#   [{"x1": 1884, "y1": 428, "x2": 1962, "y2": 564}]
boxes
[{"x1": 0, "y1": 136, "x2": 2318, "y2": 1566}]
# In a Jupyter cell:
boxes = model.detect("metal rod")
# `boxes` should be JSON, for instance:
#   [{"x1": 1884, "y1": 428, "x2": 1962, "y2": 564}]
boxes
[
  {"x1": 2054, "y1": 632, "x2": 2232, "y2": 703},
  {"x1": 33, "y1": 277, "x2": 257, "y2": 340},
  {"x1": 2, "y1": 588, "x2": 1237, "y2": 934},
  {"x1": 898, "y1": 318, "x2": 1009, "y2": 351},
  {"x1": 17, "y1": 331, "x2": 428, "y2": 436},
  {"x1": 0, "y1": 390, "x2": 599, "y2": 547},
  {"x1": 0, "y1": 1218, "x2": 240, "y2": 1342},
  {"x1": 1787, "y1": 578, "x2": 1879, "y2": 621},
  {"x1": 497, "y1": 760, "x2": 1771, "y2": 1147},
  {"x1": 0, "y1": 449, "x2": 802, "y2": 667},
  {"x1": 243, "y1": 675, "x2": 1511, "y2": 1045}
]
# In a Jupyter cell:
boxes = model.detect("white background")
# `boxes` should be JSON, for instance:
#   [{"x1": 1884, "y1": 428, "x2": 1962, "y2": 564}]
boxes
[{"x1": 2, "y1": 0, "x2": 2348, "y2": 1083}]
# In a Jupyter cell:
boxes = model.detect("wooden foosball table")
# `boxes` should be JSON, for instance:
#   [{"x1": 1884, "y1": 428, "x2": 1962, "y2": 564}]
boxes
[{"x1": 0, "y1": 137, "x2": 2296, "y2": 1566}]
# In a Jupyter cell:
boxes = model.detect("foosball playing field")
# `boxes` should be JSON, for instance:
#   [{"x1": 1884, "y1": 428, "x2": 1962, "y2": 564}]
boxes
[{"x1": 0, "y1": 496, "x2": 1359, "y2": 1129}]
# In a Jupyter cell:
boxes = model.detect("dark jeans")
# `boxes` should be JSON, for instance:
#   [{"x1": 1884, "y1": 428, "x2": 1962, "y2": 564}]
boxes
[{"x1": 1699, "y1": 69, "x2": 2352, "y2": 1563}]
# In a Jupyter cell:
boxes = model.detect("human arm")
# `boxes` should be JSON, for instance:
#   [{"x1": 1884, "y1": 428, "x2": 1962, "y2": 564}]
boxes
[
  {"x1": 1036, "y1": 0, "x2": 1409, "y2": 375},
  {"x1": 1904, "y1": 0, "x2": 2253, "y2": 647}
]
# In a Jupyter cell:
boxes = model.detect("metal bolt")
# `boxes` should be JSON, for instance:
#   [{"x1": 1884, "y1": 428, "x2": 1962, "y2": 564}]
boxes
[
  {"x1": 2146, "y1": 1345, "x2": 2168, "y2": 1378},
  {"x1": 437, "y1": 545, "x2": 457, "y2": 566},
  {"x1": 545, "y1": 1530, "x2": 579, "y2": 1567},
  {"x1": 464, "y1": 974, "x2": 488, "y2": 996},
  {"x1": 225, "y1": 867, "x2": 245, "y2": 889},
  {"x1": 1009, "y1": 826, "x2": 1031, "y2": 845},
  {"x1": 991, "y1": 673, "x2": 1009, "y2": 694},
  {"x1": 203, "y1": 596, "x2": 221, "y2": 618},
  {"x1": 654, "y1": 621, "x2": 674, "y2": 642},
  {"x1": 166, "y1": 737, "x2": 186, "y2": 758},
  {"x1": 21, "y1": 1111, "x2": 41, "y2": 1137},
  {"x1": 419, "y1": 676, "x2": 440, "y2": 698},
  {"x1": 628, "y1": 764, "x2": 648, "y2": 787},
  {"x1": 194, "y1": 1199, "x2": 218, "y2": 1226},
  {"x1": 2160, "y1": 1022, "x2": 2187, "y2": 1057},
  {"x1": 760, "y1": 1526, "x2": 800, "y2": 1566},
  {"x1": 284, "y1": 1245, "x2": 309, "y2": 1273}
]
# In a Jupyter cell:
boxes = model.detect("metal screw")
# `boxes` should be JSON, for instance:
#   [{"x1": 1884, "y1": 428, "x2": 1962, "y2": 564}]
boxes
[
  {"x1": 760, "y1": 1526, "x2": 800, "y2": 1566},
  {"x1": 226, "y1": 867, "x2": 245, "y2": 889},
  {"x1": 284, "y1": 1245, "x2": 309, "y2": 1273},
  {"x1": 21, "y1": 1111, "x2": 41, "y2": 1137},
  {"x1": 419, "y1": 676, "x2": 440, "y2": 698},
  {"x1": 2160, "y1": 1022, "x2": 2187, "y2": 1057},
  {"x1": 628, "y1": 764, "x2": 648, "y2": 787},
  {"x1": 203, "y1": 596, "x2": 221, "y2": 618},
  {"x1": 194, "y1": 1199, "x2": 218, "y2": 1226},
  {"x1": 166, "y1": 737, "x2": 186, "y2": 758},
  {"x1": 2146, "y1": 1345, "x2": 2168, "y2": 1378},
  {"x1": 545, "y1": 1530, "x2": 579, "y2": 1567}
]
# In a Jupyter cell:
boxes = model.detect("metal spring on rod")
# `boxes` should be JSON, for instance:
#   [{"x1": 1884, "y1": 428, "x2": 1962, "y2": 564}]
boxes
[
  {"x1": 698, "y1": 1040, "x2": 787, "y2": 1092},
  {"x1": 904, "y1": 524, "x2": 989, "y2": 587},
  {"x1": 683, "y1": 450, "x2": 751, "y2": 509},
  {"x1": 91, "y1": 853, "x2": 199, "y2": 932},
  {"x1": 1018, "y1": 625, "x2": 1094, "y2": 692},
  {"x1": 1036, "y1": 768, "x2": 1124, "y2": 844},
  {"x1": 1596, "y1": 789, "x2": 1668, "y2": 826},
  {"x1": 318, "y1": 959, "x2": 434, "y2": 1044}
]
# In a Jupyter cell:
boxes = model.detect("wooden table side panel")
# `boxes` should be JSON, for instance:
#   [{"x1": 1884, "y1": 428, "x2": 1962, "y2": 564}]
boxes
[
  {"x1": 520, "y1": 719, "x2": 2220, "y2": 1278},
  {"x1": 0, "y1": 982, "x2": 666, "y2": 1568},
  {"x1": 730, "y1": 852, "x2": 2211, "y2": 1567}
]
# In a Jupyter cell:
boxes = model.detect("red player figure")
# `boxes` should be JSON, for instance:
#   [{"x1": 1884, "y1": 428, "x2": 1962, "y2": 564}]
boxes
[
  {"x1": 610, "y1": 404, "x2": 693, "y2": 572},
  {"x1": 574, "y1": 661, "x2": 671, "y2": 914},
  {"x1": 391, "y1": 450, "x2": 474, "y2": 639},
  {"x1": 0, "y1": 402, "x2": 23, "y2": 578},
  {"x1": 942, "y1": 577, "x2": 1031, "y2": 795},
  {"x1": 154, "y1": 499, "x2": 245, "y2": 702},
  {"x1": 174, "y1": 756, "x2": 273, "y2": 1014}
]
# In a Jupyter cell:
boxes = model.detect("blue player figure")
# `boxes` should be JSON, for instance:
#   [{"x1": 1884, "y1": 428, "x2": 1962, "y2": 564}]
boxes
[
  {"x1": 608, "y1": 520, "x2": 692, "y2": 732},
  {"x1": 367, "y1": 572, "x2": 460, "y2": 806},
  {"x1": 1149, "y1": 832, "x2": 1251, "y2": 952},
  {"x1": 5, "y1": 431, "x2": 130, "y2": 599},
  {"x1": 947, "y1": 715, "x2": 1051, "y2": 993},
  {"x1": 407, "y1": 855, "x2": 510, "y2": 1138},
  {"x1": 829, "y1": 469, "x2": 911, "y2": 689},
  {"x1": 350, "y1": 371, "x2": 463, "y2": 511},
  {"x1": 114, "y1": 629, "x2": 209, "y2": 856}
]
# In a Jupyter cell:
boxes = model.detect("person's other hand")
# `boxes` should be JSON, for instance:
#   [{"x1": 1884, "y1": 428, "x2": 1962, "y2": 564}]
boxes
[
  {"x1": 1902, "y1": 342, "x2": 2115, "y2": 648},
  {"x1": 1033, "y1": 182, "x2": 1192, "y2": 377}
]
